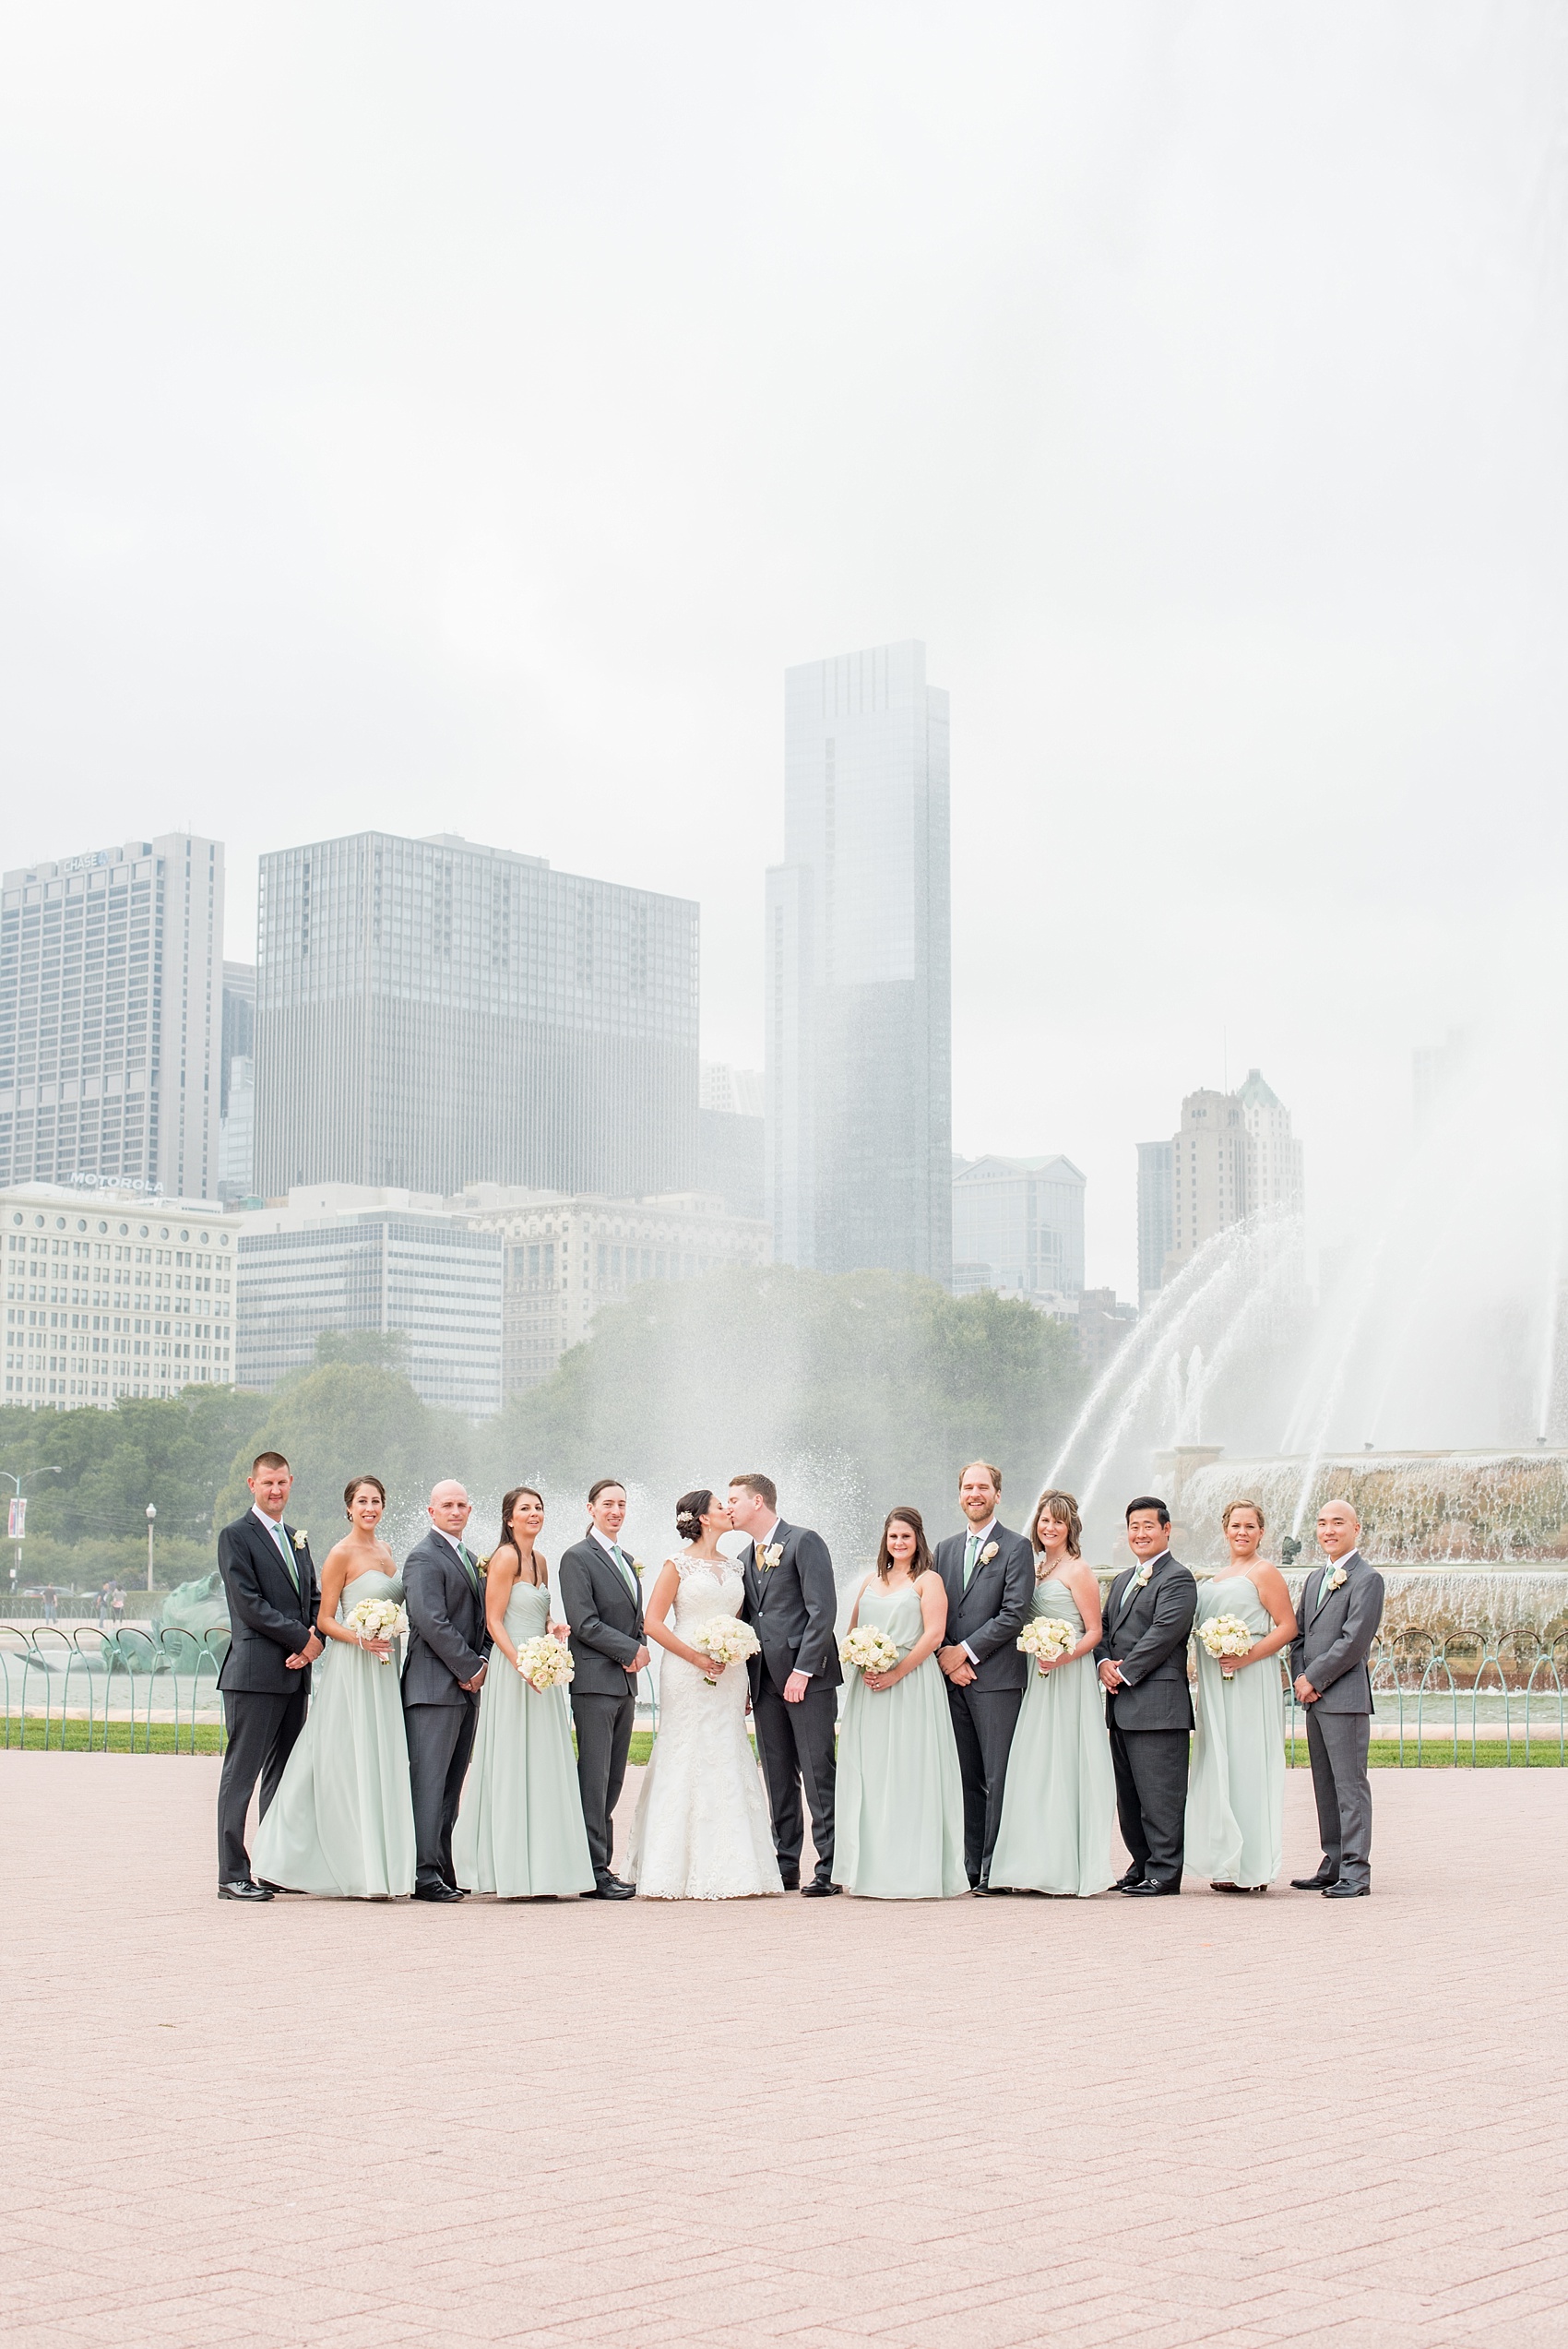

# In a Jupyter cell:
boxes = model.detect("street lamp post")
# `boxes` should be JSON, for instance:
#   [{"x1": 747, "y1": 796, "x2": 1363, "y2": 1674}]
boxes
[
  {"x1": 146, "y1": 1503, "x2": 157, "y2": 1594},
  {"x1": 0, "y1": 1465, "x2": 63, "y2": 1604}
]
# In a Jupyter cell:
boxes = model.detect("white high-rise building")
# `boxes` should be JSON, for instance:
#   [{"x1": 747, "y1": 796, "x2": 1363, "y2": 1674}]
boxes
[
  {"x1": 766, "y1": 641, "x2": 952, "y2": 1282},
  {"x1": 1158, "y1": 1068, "x2": 1304, "y2": 1290},
  {"x1": 952, "y1": 1154, "x2": 1087, "y2": 1302},
  {"x1": 3, "y1": 1184, "x2": 242, "y2": 1407},
  {"x1": 0, "y1": 835, "x2": 225, "y2": 1202}
]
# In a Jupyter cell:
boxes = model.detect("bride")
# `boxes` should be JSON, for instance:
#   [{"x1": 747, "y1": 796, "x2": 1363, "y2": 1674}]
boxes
[{"x1": 625, "y1": 1486, "x2": 785, "y2": 1900}]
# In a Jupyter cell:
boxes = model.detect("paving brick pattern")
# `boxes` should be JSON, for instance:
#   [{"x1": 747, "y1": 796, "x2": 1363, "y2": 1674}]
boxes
[{"x1": 2, "y1": 1759, "x2": 1565, "y2": 2348}]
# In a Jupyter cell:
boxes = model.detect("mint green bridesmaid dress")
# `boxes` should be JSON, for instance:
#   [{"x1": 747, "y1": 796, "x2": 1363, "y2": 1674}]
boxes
[
  {"x1": 833, "y1": 1581, "x2": 968, "y2": 1899},
  {"x1": 1185, "y1": 1573, "x2": 1284, "y2": 1888},
  {"x1": 989, "y1": 1577, "x2": 1115, "y2": 1896},
  {"x1": 453, "y1": 1580, "x2": 595, "y2": 1898},
  {"x1": 251, "y1": 1568, "x2": 416, "y2": 1897}
]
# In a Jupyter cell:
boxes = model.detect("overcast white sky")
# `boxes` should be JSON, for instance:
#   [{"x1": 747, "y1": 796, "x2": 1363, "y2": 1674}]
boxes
[{"x1": 3, "y1": 4, "x2": 1564, "y2": 1296}]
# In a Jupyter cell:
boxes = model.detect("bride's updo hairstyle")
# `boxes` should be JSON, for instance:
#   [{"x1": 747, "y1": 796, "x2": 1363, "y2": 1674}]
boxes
[
  {"x1": 1031, "y1": 1489, "x2": 1082, "y2": 1561},
  {"x1": 675, "y1": 1487, "x2": 715, "y2": 1544},
  {"x1": 875, "y1": 1506, "x2": 932, "y2": 1582}
]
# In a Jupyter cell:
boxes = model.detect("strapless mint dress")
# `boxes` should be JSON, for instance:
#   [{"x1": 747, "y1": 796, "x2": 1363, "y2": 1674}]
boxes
[
  {"x1": 453, "y1": 1580, "x2": 595, "y2": 1897},
  {"x1": 1185, "y1": 1573, "x2": 1284, "y2": 1888},
  {"x1": 251, "y1": 1568, "x2": 416, "y2": 1897},
  {"x1": 833, "y1": 1582, "x2": 967, "y2": 1899}
]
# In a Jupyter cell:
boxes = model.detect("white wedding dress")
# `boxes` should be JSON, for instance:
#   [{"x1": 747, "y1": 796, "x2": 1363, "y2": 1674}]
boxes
[{"x1": 625, "y1": 1557, "x2": 785, "y2": 1900}]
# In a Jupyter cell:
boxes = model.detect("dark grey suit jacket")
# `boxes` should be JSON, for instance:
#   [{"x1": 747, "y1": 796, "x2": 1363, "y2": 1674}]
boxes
[
  {"x1": 741, "y1": 1520, "x2": 842, "y2": 1695},
  {"x1": 1288, "y1": 1550, "x2": 1384, "y2": 1715},
  {"x1": 932, "y1": 1521, "x2": 1034, "y2": 1694},
  {"x1": 558, "y1": 1533, "x2": 646, "y2": 1699},
  {"x1": 1094, "y1": 1550, "x2": 1198, "y2": 1731},
  {"x1": 216, "y1": 1511, "x2": 319, "y2": 1695},
  {"x1": 402, "y1": 1529, "x2": 491, "y2": 1707}
]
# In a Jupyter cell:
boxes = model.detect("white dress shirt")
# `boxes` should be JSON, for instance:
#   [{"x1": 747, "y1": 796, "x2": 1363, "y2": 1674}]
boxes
[{"x1": 956, "y1": 1515, "x2": 997, "y2": 1662}]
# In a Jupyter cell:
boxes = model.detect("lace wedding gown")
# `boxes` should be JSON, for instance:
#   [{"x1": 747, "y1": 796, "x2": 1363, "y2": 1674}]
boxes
[{"x1": 625, "y1": 1557, "x2": 785, "y2": 1899}]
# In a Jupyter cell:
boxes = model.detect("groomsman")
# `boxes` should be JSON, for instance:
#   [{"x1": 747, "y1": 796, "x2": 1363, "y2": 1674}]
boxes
[
  {"x1": 933, "y1": 1462, "x2": 1034, "y2": 1893},
  {"x1": 1289, "y1": 1499, "x2": 1384, "y2": 1899},
  {"x1": 402, "y1": 1481, "x2": 491, "y2": 1902},
  {"x1": 731, "y1": 1473, "x2": 842, "y2": 1896},
  {"x1": 1097, "y1": 1496, "x2": 1197, "y2": 1895},
  {"x1": 214, "y1": 1450, "x2": 322, "y2": 1900},
  {"x1": 559, "y1": 1479, "x2": 647, "y2": 1900}
]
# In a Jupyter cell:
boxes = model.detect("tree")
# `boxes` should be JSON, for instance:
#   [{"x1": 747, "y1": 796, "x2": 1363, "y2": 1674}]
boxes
[{"x1": 213, "y1": 1353, "x2": 472, "y2": 1548}]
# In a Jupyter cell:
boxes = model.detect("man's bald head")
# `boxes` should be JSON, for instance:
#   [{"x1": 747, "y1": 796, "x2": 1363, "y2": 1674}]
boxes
[
  {"x1": 428, "y1": 1481, "x2": 472, "y2": 1537},
  {"x1": 1315, "y1": 1498, "x2": 1360, "y2": 1561}
]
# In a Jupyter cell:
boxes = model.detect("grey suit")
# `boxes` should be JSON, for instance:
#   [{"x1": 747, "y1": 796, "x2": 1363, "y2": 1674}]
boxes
[
  {"x1": 742, "y1": 1520, "x2": 840, "y2": 1888},
  {"x1": 1289, "y1": 1549, "x2": 1384, "y2": 1892},
  {"x1": 932, "y1": 1520, "x2": 1033, "y2": 1887},
  {"x1": 1094, "y1": 1549, "x2": 1198, "y2": 1890},
  {"x1": 558, "y1": 1532, "x2": 646, "y2": 1887},
  {"x1": 214, "y1": 1510, "x2": 320, "y2": 1884},
  {"x1": 401, "y1": 1529, "x2": 492, "y2": 1894}
]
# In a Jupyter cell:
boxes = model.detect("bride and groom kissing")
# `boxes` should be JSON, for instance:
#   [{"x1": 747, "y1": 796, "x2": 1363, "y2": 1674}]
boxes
[{"x1": 577, "y1": 1472, "x2": 842, "y2": 1901}]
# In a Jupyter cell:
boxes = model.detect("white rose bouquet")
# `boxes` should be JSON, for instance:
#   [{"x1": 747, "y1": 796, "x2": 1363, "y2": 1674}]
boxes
[
  {"x1": 1018, "y1": 1616, "x2": 1077, "y2": 1669},
  {"x1": 345, "y1": 1596, "x2": 408, "y2": 1662},
  {"x1": 839, "y1": 1625, "x2": 900, "y2": 1676},
  {"x1": 516, "y1": 1635, "x2": 575, "y2": 1691},
  {"x1": 1199, "y1": 1613, "x2": 1254, "y2": 1679},
  {"x1": 692, "y1": 1617, "x2": 761, "y2": 1686}
]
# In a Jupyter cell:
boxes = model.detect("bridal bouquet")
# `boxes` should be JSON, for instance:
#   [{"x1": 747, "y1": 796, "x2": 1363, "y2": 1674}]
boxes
[
  {"x1": 516, "y1": 1636, "x2": 575, "y2": 1691},
  {"x1": 1199, "y1": 1614, "x2": 1254, "y2": 1679},
  {"x1": 839, "y1": 1625, "x2": 899, "y2": 1677},
  {"x1": 692, "y1": 1618, "x2": 760, "y2": 1686},
  {"x1": 1017, "y1": 1616, "x2": 1077, "y2": 1669},
  {"x1": 345, "y1": 1596, "x2": 408, "y2": 1663}
]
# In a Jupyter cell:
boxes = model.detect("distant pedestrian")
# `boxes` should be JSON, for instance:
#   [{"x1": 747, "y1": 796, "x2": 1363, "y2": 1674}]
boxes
[
  {"x1": 112, "y1": 1585, "x2": 125, "y2": 1628},
  {"x1": 42, "y1": 1586, "x2": 57, "y2": 1625},
  {"x1": 97, "y1": 1585, "x2": 110, "y2": 1628}
]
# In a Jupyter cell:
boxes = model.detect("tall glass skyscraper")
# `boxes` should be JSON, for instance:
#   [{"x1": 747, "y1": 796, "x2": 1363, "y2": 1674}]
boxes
[
  {"x1": 766, "y1": 641, "x2": 951, "y2": 1282},
  {"x1": 253, "y1": 830, "x2": 698, "y2": 1200}
]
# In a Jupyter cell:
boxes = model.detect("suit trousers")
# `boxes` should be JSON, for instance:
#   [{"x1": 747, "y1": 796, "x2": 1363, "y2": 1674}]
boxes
[
  {"x1": 572, "y1": 1688, "x2": 636, "y2": 1886},
  {"x1": 1109, "y1": 1722, "x2": 1189, "y2": 1890},
  {"x1": 945, "y1": 1682, "x2": 1023, "y2": 1887},
  {"x1": 1306, "y1": 1708, "x2": 1372, "y2": 1890},
  {"x1": 753, "y1": 1674, "x2": 837, "y2": 1885},
  {"x1": 406, "y1": 1699, "x2": 479, "y2": 1893},
  {"x1": 218, "y1": 1687, "x2": 306, "y2": 1883}
]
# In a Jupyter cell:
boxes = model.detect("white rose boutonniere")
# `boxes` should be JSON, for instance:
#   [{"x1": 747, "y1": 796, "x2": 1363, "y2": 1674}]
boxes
[
  {"x1": 980, "y1": 1541, "x2": 999, "y2": 1566},
  {"x1": 292, "y1": 1530, "x2": 309, "y2": 1552},
  {"x1": 1324, "y1": 1564, "x2": 1348, "y2": 1594},
  {"x1": 759, "y1": 1543, "x2": 784, "y2": 1571},
  {"x1": 1130, "y1": 1560, "x2": 1153, "y2": 1592},
  {"x1": 474, "y1": 1553, "x2": 490, "y2": 1578}
]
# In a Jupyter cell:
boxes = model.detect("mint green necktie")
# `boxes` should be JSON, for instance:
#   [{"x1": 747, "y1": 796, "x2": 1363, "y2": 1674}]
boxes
[
  {"x1": 611, "y1": 1543, "x2": 637, "y2": 1599},
  {"x1": 269, "y1": 1519, "x2": 299, "y2": 1593},
  {"x1": 457, "y1": 1543, "x2": 481, "y2": 1594},
  {"x1": 963, "y1": 1532, "x2": 980, "y2": 1590}
]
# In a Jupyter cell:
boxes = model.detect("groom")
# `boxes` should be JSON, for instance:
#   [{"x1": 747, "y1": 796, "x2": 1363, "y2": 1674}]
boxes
[
  {"x1": 731, "y1": 1473, "x2": 842, "y2": 1896},
  {"x1": 1289, "y1": 1498, "x2": 1384, "y2": 1899},
  {"x1": 402, "y1": 1480, "x2": 491, "y2": 1902}
]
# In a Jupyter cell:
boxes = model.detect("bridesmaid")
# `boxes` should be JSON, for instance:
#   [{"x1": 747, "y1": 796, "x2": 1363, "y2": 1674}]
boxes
[
  {"x1": 252, "y1": 1473, "x2": 416, "y2": 1898},
  {"x1": 1186, "y1": 1497, "x2": 1297, "y2": 1893},
  {"x1": 833, "y1": 1507, "x2": 967, "y2": 1900},
  {"x1": 989, "y1": 1489, "x2": 1115, "y2": 1897},
  {"x1": 453, "y1": 1485, "x2": 595, "y2": 1900}
]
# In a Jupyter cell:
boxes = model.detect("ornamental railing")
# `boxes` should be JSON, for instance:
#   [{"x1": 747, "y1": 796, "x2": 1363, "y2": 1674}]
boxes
[
  {"x1": 0, "y1": 1624, "x2": 229, "y2": 1751},
  {"x1": 1284, "y1": 1626, "x2": 1567, "y2": 1767}
]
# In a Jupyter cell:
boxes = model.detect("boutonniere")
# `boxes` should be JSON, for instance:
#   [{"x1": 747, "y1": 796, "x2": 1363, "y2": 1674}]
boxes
[
  {"x1": 1324, "y1": 1564, "x2": 1348, "y2": 1593},
  {"x1": 631, "y1": 1557, "x2": 646, "y2": 1578},
  {"x1": 980, "y1": 1542, "x2": 999, "y2": 1566},
  {"x1": 759, "y1": 1543, "x2": 783, "y2": 1571},
  {"x1": 1130, "y1": 1561, "x2": 1152, "y2": 1592},
  {"x1": 474, "y1": 1554, "x2": 490, "y2": 1578},
  {"x1": 292, "y1": 1530, "x2": 308, "y2": 1553}
]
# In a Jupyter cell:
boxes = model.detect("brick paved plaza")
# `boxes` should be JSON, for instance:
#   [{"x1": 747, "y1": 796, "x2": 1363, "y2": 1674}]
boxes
[{"x1": 1, "y1": 1759, "x2": 1565, "y2": 2349}]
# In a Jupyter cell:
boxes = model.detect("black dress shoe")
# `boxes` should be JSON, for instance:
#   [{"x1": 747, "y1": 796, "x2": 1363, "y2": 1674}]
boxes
[
  {"x1": 255, "y1": 1879, "x2": 304, "y2": 1895},
  {"x1": 1291, "y1": 1875, "x2": 1337, "y2": 1891},
  {"x1": 219, "y1": 1879, "x2": 272, "y2": 1902},
  {"x1": 1123, "y1": 1878, "x2": 1180, "y2": 1895},
  {"x1": 778, "y1": 1876, "x2": 801, "y2": 1892},
  {"x1": 1323, "y1": 1880, "x2": 1369, "y2": 1898},
  {"x1": 412, "y1": 1879, "x2": 464, "y2": 1902},
  {"x1": 591, "y1": 1878, "x2": 636, "y2": 1900},
  {"x1": 800, "y1": 1878, "x2": 842, "y2": 1897},
  {"x1": 1113, "y1": 1869, "x2": 1145, "y2": 1892},
  {"x1": 980, "y1": 1881, "x2": 1013, "y2": 1895}
]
